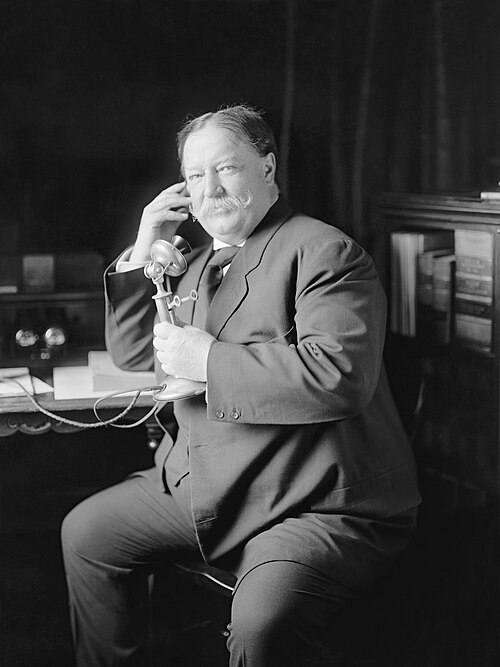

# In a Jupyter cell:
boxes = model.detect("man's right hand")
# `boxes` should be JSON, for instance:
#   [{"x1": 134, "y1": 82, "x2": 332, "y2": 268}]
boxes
[{"x1": 130, "y1": 181, "x2": 192, "y2": 263}]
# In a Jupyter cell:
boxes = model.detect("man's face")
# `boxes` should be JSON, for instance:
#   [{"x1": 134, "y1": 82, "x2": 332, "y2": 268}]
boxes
[{"x1": 182, "y1": 123, "x2": 277, "y2": 245}]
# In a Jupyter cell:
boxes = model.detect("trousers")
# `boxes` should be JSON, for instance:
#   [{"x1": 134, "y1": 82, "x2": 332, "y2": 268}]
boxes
[{"x1": 61, "y1": 468, "x2": 416, "y2": 667}]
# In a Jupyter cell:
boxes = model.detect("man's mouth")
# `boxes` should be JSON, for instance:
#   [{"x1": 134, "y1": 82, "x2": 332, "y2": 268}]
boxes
[
  {"x1": 204, "y1": 204, "x2": 233, "y2": 216},
  {"x1": 190, "y1": 190, "x2": 253, "y2": 219}
]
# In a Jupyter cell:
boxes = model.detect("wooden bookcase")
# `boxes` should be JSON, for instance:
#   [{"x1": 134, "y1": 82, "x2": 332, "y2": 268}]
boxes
[{"x1": 375, "y1": 193, "x2": 500, "y2": 518}]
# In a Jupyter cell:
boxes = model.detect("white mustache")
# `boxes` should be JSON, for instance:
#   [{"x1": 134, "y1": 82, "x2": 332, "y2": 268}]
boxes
[{"x1": 190, "y1": 190, "x2": 253, "y2": 218}]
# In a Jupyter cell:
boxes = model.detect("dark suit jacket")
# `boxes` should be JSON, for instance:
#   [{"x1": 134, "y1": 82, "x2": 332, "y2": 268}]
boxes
[{"x1": 104, "y1": 197, "x2": 421, "y2": 571}]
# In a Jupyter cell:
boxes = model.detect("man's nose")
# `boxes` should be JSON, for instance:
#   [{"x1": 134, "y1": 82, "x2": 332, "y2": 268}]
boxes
[{"x1": 204, "y1": 171, "x2": 223, "y2": 198}]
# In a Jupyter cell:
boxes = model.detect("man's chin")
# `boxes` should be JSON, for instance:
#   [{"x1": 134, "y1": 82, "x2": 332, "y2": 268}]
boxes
[
  {"x1": 198, "y1": 212, "x2": 244, "y2": 240},
  {"x1": 198, "y1": 209, "x2": 238, "y2": 228}
]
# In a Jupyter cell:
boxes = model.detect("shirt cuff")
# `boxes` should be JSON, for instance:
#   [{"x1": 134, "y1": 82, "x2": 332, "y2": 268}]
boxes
[{"x1": 115, "y1": 247, "x2": 148, "y2": 273}]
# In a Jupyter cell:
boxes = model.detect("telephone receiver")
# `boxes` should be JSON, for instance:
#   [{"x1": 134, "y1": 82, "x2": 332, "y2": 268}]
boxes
[{"x1": 144, "y1": 236, "x2": 206, "y2": 402}]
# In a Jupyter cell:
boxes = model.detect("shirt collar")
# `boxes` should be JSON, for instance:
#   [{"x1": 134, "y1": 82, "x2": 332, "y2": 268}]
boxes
[{"x1": 213, "y1": 238, "x2": 245, "y2": 250}]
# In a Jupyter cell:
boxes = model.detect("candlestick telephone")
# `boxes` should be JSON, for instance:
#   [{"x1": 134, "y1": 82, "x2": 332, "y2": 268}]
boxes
[{"x1": 144, "y1": 236, "x2": 206, "y2": 402}]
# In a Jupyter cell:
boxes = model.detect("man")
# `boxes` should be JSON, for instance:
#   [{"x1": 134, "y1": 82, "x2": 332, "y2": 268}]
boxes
[{"x1": 61, "y1": 104, "x2": 420, "y2": 666}]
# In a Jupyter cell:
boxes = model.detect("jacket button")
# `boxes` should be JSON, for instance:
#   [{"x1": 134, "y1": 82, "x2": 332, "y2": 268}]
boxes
[
  {"x1": 310, "y1": 343, "x2": 322, "y2": 357},
  {"x1": 230, "y1": 410, "x2": 240, "y2": 420},
  {"x1": 215, "y1": 410, "x2": 224, "y2": 419}
]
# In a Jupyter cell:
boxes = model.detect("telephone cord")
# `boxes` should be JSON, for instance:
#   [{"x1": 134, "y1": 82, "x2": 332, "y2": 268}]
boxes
[{"x1": 0, "y1": 377, "x2": 164, "y2": 429}]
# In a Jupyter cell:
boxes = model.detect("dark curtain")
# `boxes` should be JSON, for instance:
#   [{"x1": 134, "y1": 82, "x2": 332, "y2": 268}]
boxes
[{"x1": 1, "y1": 0, "x2": 499, "y2": 258}]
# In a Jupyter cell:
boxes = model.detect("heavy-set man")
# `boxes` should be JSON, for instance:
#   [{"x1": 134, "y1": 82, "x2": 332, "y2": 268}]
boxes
[{"x1": 61, "y1": 104, "x2": 420, "y2": 666}]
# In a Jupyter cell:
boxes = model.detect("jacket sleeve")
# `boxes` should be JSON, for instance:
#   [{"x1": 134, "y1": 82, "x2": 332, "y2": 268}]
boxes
[
  {"x1": 206, "y1": 237, "x2": 387, "y2": 425},
  {"x1": 104, "y1": 259, "x2": 157, "y2": 372}
]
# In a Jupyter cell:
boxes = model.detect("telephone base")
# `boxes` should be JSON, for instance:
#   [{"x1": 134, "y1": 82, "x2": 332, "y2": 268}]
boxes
[{"x1": 153, "y1": 376, "x2": 206, "y2": 402}]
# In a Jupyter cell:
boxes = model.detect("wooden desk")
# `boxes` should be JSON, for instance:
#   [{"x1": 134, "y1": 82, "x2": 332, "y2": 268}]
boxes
[
  {"x1": 0, "y1": 382, "x2": 163, "y2": 533},
  {"x1": 0, "y1": 384, "x2": 163, "y2": 448}
]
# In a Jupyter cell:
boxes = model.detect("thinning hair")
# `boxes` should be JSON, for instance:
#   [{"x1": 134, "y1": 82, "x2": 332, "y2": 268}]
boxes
[{"x1": 176, "y1": 104, "x2": 279, "y2": 169}]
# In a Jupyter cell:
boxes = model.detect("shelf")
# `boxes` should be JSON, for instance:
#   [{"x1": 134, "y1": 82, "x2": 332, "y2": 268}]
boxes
[
  {"x1": 0, "y1": 291, "x2": 104, "y2": 304},
  {"x1": 386, "y1": 332, "x2": 496, "y2": 362},
  {"x1": 0, "y1": 347, "x2": 106, "y2": 371}
]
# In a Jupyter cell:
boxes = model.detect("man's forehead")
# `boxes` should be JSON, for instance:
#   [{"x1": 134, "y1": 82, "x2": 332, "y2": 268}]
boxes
[{"x1": 182, "y1": 125, "x2": 255, "y2": 166}]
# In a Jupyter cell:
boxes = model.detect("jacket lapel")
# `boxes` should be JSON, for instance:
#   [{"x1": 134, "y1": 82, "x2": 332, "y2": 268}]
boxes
[{"x1": 206, "y1": 197, "x2": 294, "y2": 337}]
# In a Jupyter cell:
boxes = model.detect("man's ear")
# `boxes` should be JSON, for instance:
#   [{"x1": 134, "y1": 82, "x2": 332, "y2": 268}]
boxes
[{"x1": 263, "y1": 153, "x2": 276, "y2": 183}]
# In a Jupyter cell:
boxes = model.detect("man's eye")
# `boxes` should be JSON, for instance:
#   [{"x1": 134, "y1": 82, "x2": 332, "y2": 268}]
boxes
[
  {"x1": 218, "y1": 165, "x2": 235, "y2": 173},
  {"x1": 187, "y1": 173, "x2": 203, "y2": 182}
]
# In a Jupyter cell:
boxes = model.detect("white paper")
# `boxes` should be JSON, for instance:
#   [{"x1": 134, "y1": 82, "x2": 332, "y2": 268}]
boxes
[
  {"x1": 52, "y1": 366, "x2": 145, "y2": 400},
  {"x1": 0, "y1": 368, "x2": 54, "y2": 397}
]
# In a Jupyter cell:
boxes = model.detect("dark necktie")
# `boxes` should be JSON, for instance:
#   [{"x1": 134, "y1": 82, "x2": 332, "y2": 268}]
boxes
[{"x1": 193, "y1": 246, "x2": 240, "y2": 328}]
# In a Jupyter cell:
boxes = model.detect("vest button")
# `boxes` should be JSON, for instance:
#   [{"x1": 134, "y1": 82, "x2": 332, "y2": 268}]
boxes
[
  {"x1": 215, "y1": 410, "x2": 224, "y2": 419},
  {"x1": 230, "y1": 411, "x2": 240, "y2": 419}
]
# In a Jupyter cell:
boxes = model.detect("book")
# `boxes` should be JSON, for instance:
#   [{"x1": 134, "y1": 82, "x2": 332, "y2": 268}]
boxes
[
  {"x1": 88, "y1": 351, "x2": 156, "y2": 392},
  {"x1": 480, "y1": 183, "x2": 500, "y2": 200},
  {"x1": 417, "y1": 249, "x2": 451, "y2": 305},
  {"x1": 454, "y1": 229, "x2": 493, "y2": 260},
  {"x1": 454, "y1": 293, "x2": 493, "y2": 319},
  {"x1": 390, "y1": 230, "x2": 454, "y2": 337},
  {"x1": 417, "y1": 249, "x2": 454, "y2": 340},
  {"x1": 431, "y1": 254, "x2": 455, "y2": 344},
  {"x1": 454, "y1": 314, "x2": 492, "y2": 352},
  {"x1": 456, "y1": 256, "x2": 493, "y2": 278},
  {"x1": 455, "y1": 274, "x2": 493, "y2": 298},
  {"x1": 0, "y1": 255, "x2": 20, "y2": 294},
  {"x1": 453, "y1": 229, "x2": 494, "y2": 352},
  {"x1": 0, "y1": 285, "x2": 18, "y2": 294},
  {"x1": 22, "y1": 254, "x2": 55, "y2": 293}
]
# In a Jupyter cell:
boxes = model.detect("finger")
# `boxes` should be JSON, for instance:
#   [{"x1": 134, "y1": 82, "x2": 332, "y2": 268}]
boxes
[
  {"x1": 154, "y1": 321, "x2": 177, "y2": 338},
  {"x1": 155, "y1": 349, "x2": 169, "y2": 365},
  {"x1": 148, "y1": 181, "x2": 187, "y2": 200},
  {"x1": 153, "y1": 337, "x2": 166, "y2": 351},
  {"x1": 148, "y1": 194, "x2": 192, "y2": 213},
  {"x1": 164, "y1": 181, "x2": 187, "y2": 193},
  {"x1": 147, "y1": 208, "x2": 189, "y2": 226},
  {"x1": 153, "y1": 335, "x2": 179, "y2": 356}
]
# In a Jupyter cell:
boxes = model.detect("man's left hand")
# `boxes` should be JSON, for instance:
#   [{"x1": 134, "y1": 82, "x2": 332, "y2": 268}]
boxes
[{"x1": 153, "y1": 322, "x2": 216, "y2": 382}]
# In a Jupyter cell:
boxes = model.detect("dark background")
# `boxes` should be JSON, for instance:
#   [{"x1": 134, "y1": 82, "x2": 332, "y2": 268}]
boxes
[
  {"x1": 2, "y1": 0, "x2": 500, "y2": 260},
  {"x1": 1, "y1": 1, "x2": 499, "y2": 665}
]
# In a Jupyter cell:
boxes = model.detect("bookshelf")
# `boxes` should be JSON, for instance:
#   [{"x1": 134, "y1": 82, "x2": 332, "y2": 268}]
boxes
[{"x1": 375, "y1": 193, "x2": 500, "y2": 517}]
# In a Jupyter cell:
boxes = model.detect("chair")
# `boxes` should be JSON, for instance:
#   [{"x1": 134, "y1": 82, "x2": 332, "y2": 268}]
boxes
[
  {"x1": 147, "y1": 560, "x2": 236, "y2": 665},
  {"x1": 172, "y1": 560, "x2": 235, "y2": 597}
]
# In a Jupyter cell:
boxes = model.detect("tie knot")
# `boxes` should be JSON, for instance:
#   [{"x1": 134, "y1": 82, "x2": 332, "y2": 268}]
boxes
[
  {"x1": 193, "y1": 245, "x2": 240, "y2": 329},
  {"x1": 208, "y1": 245, "x2": 240, "y2": 270}
]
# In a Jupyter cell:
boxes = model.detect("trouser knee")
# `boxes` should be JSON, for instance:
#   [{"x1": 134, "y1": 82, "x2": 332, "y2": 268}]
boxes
[
  {"x1": 229, "y1": 598, "x2": 291, "y2": 666},
  {"x1": 230, "y1": 597, "x2": 286, "y2": 649},
  {"x1": 227, "y1": 561, "x2": 335, "y2": 666},
  {"x1": 61, "y1": 502, "x2": 87, "y2": 558},
  {"x1": 61, "y1": 495, "x2": 107, "y2": 566}
]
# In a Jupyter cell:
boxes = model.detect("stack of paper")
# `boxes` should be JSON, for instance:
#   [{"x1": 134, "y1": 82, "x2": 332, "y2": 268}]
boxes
[
  {"x1": 0, "y1": 367, "x2": 53, "y2": 397},
  {"x1": 88, "y1": 351, "x2": 156, "y2": 392}
]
